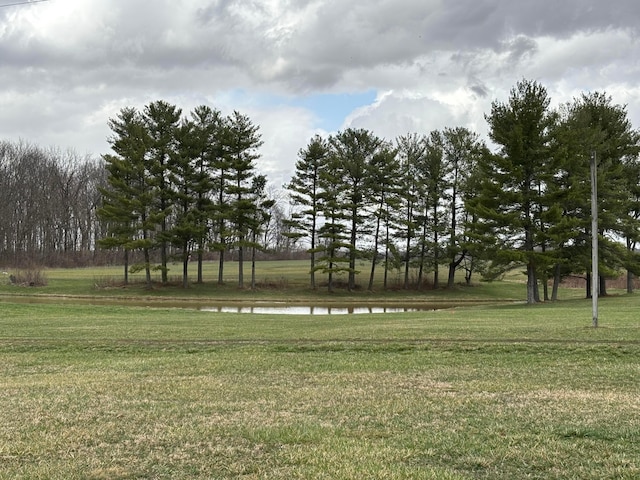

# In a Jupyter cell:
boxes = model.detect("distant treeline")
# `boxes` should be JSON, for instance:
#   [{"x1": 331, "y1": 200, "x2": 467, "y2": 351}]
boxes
[{"x1": 0, "y1": 141, "x2": 105, "y2": 267}]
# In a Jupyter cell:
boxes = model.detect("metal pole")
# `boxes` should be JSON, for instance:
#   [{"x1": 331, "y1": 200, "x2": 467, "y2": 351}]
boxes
[{"x1": 590, "y1": 151, "x2": 598, "y2": 328}]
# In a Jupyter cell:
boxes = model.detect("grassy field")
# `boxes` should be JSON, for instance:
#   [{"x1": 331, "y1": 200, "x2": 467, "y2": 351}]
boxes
[
  {"x1": 0, "y1": 272, "x2": 639, "y2": 479},
  {"x1": 0, "y1": 259, "x2": 589, "y2": 304}
]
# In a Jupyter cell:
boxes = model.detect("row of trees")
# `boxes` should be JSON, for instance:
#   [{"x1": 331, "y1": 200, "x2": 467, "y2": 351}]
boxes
[
  {"x1": 286, "y1": 127, "x2": 484, "y2": 292},
  {"x1": 0, "y1": 141, "x2": 105, "y2": 266},
  {"x1": 475, "y1": 81, "x2": 640, "y2": 302},
  {"x1": 99, "y1": 101, "x2": 280, "y2": 289},
  {"x1": 285, "y1": 80, "x2": 640, "y2": 301},
  {"x1": 2, "y1": 79, "x2": 639, "y2": 301}
]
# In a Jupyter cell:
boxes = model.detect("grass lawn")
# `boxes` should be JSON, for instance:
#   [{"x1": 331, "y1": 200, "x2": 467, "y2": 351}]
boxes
[
  {"x1": 0, "y1": 259, "x2": 588, "y2": 305},
  {"x1": 0, "y1": 290, "x2": 638, "y2": 479}
]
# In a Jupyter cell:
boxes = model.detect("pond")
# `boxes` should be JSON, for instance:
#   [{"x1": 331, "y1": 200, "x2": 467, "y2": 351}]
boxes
[
  {"x1": 200, "y1": 305, "x2": 428, "y2": 315},
  {"x1": 0, "y1": 294, "x2": 453, "y2": 314}
]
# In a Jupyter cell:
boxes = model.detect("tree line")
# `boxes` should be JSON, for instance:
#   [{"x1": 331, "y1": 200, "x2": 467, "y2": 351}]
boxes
[
  {"x1": 289, "y1": 80, "x2": 640, "y2": 301},
  {"x1": 286, "y1": 127, "x2": 484, "y2": 293},
  {"x1": 287, "y1": 80, "x2": 640, "y2": 301},
  {"x1": 98, "y1": 101, "x2": 278, "y2": 289},
  {"x1": 0, "y1": 141, "x2": 105, "y2": 267},
  {"x1": 1, "y1": 79, "x2": 639, "y2": 301}
]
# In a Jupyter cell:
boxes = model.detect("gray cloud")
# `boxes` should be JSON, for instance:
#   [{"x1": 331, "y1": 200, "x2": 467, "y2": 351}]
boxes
[{"x1": 1, "y1": 0, "x2": 639, "y2": 184}]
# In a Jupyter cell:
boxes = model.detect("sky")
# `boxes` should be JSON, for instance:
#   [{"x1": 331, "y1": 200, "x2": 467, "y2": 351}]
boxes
[{"x1": 2, "y1": 0, "x2": 640, "y2": 188}]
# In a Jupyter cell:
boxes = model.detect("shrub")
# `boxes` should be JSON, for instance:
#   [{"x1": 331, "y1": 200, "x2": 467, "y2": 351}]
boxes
[{"x1": 7, "y1": 269, "x2": 48, "y2": 287}]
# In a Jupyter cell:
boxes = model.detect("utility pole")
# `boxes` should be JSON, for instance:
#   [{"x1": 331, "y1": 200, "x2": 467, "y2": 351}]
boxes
[{"x1": 590, "y1": 151, "x2": 598, "y2": 328}]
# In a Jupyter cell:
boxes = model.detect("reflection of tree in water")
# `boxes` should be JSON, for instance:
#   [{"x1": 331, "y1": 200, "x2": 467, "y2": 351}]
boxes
[{"x1": 201, "y1": 306, "x2": 424, "y2": 315}]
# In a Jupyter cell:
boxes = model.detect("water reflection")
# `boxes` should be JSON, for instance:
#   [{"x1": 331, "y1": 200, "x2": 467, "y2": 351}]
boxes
[{"x1": 200, "y1": 306, "x2": 421, "y2": 315}]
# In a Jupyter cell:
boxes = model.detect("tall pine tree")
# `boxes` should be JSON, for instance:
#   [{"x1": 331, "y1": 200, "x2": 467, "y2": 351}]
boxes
[
  {"x1": 285, "y1": 135, "x2": 329, "y2": 289},
  {"x1": 469, "y1": 79, "x2": 556, "y2": 304}
]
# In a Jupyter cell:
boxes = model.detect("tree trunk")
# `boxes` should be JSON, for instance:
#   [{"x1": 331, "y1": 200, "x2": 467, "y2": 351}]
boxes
[
  {"x1": 627, "y1": 270, "x2": 635, "y2": 294},
  {"x1": 310, "y1": 220, "x2": 316, "y2": 290},
  {"x1": 238, "y1": 244, "x2": 244, "y2": 288},
  {"x1": 197, "y1": 252, "x2": 203, "y2": 284},
  {"x1": 404, "y1": 208, "x2": 412, "y2": 289},
  {"x1": 599, "y1": 274, "x2": 607, "y2": 297},
  {"x1": 526, "y1": 262, "x2": 539, "y2": 304},
  {"x1": 433, "y1": 205, "x2": 439, "y2": 289},
  {"x1": 447, "y1": 251, "x2": 467, "y2": 288},
  {"x1": 348, "y1": 209, "x2": 357, "y2": 291},
  {"x1": 417, "y1": 224, "x2": 426, "y2": 288},
  {"x1": 551, "y1": 264, "x2": 561, "y2": 301},
  {"x1": 182, "y1": 240, "x2": 189, "y2": 288},
  {"x1": 447, "y1": 263, "x2": 455, "y2": 288},
  {"x1": 218, "y1": 249, "x2": 225, "y2": 284},
  {"x1": 383, "y1": 217, "x2": 391, "y2": 290},
  {"x1": 464, "y1": 255, "x2": 474, "y2": 285},
  {"x1": 251, "y1": 246, "x2": 257, "y2": 291},
  {"x1": 143, "y1": 247, "x2": 152, "y2": 289},
  {"x1": 368, "y1": 213, "x2": 382, "y2": 291},
  {"x1": 197, "y1": 247, "x2": 204, "y2": 284},
  {"x1": 123, "y1": 249, "x2": 129, "y2": 285},
  {"x1": 543, "y1": 277, "x2": 549, "y2": 301},
  {"x1": 182, "y1": 258, "x2": 189, "y2": 289}
]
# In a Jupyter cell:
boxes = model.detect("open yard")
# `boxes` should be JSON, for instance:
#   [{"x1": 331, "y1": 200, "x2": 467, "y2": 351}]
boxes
[{"x1": 0, "y1": 283, "x2": 638, "y2": 479}]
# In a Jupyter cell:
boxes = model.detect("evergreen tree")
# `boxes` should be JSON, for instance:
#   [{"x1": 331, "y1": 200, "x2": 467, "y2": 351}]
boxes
[
  {"x1": 210, "y1": 116, "x2": 233, "y2": 284},
  {"x1": 223, "y1": 111, "x2": 263, "y2": 288},
  {"x1": 396, "y1": 133, "x2": 428, "y2": 289},
  {"x1": 189, "y1": 105, "x2": 223, "y2": 284},
  {"x1": 284, "y1": 135, "x2": 329, "y2": 289},
  {"x1": 143, "y1": 100, "x2": 182, "y2": 284},
  {"x1": 99, "y1": 107, "x2": 154, "y2": 287},
  {"x1": 316, "y1": 154, "x2": 350, "y2": 293},
  {"x1": 551, "y1": 92, "x2": 640, "y2": 298},
  {"x1": 442, "y1": 127, "x2": 484, "y2": 287},
  {"x1": 328, "y1": 128, "x2": 384, "y2": 291},
  {"x1": 468, "y1": 79, "x2": 556, "y2": 304},
  {"x1": 167, "y1": 119, "x2": 205, "y2": 288},
  {"x1": 366, "y1": 142, "x2": 400, "y2": 291},
  {"x1": 418, "y1": 131, "x2": 450, "y2": 289},
  {"x1": 623, "y1": 157, "x2": 640, "y2": 293}
]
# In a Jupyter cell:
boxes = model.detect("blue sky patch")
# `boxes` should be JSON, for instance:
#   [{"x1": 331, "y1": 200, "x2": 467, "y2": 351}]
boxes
[{"x1": 290, "y1": 90, "x2": 377, "y2": 131}]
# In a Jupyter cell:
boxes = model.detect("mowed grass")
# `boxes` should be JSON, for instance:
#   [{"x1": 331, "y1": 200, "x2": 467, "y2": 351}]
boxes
[
  {"x1": 0, "y1": 294, "x2": 639, "y2": 479},
  {"x1": 0, "y1": 259, "x2": 588, "y2": 306}
]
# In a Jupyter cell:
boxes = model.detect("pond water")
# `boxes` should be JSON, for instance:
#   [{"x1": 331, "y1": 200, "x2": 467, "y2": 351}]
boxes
[
  {"x1": 0, "y1": 294, "x2": 448, "y2": 314},
  {"x1": 200, "y1": 306, "x2": 426, "y2": 315}
]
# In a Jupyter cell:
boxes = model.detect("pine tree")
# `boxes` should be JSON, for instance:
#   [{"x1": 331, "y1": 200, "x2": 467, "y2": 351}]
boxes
[
  {"x1": 328, "y1": 128, "x2": 384, "y2": 291},
  {"x1": 551, "y1": 92, "x2": 640, "y2": 298},
  {"x1": 396, "y1": 133, "x2": 428, "y2": 289},
  {"x1": 468, "y1": 79, "x2": 556, "y2": 304},
  {"x1": 189, "y1": 105, "x2": 223, "y2": 283},
  {"x1": 284, "y1": 135, "x2": 329, "y2": 289},
  {"x1": 98, "y1": 107, "x2": 154, "y2": 287},
  {"x1": 316, "y1": 156, "x2": 350, "y2": 293},
  {"x1": 222, "y1": 111, "x2": 263, "y2": 288},
  {"x1": 418, "y1": 131, "x2": 450, "y2": 289},
  {"x1": 167, "y1": 119, "x2": 206, "y2": 288},
  {"x1": 143, "y1": 100, "x2": 182, "y2": 284},
  {"x1": 366, "y1": 142, "x2": 400, "y2": 291},
  {"x1": 441, "y1": 127, "x2": 484, "y2": 287}
]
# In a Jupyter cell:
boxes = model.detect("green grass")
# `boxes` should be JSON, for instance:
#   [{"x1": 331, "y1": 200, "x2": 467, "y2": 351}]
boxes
[
  {"x1": 0, "y1": 259, "x2": 586, "y2": 305},
  {"x1": 0, "y1": 293, "x2": 639, "y2": 479}
]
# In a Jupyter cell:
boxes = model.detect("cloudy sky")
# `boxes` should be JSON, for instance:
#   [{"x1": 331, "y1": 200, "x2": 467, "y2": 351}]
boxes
[{"x1": 2, "y1": 0, "x2": 639, "y2": 187}]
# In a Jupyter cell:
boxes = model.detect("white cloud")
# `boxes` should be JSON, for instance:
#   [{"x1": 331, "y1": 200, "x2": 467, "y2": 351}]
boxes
[
  {"x1": 345, "y1": 87, "x2": 490, "y2": 144},
  {"x1": 1, "y1": 0, "x2": 640, "y2": 184}
]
